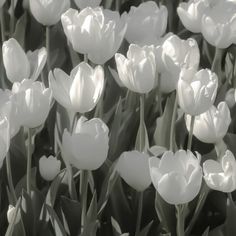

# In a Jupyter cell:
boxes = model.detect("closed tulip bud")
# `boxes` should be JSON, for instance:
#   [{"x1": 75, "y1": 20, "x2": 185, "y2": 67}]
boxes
[
  {"x1": 0, "y1": 116, "x2": 10, "y2": 168},
  {"x1": 201, "y1": 0, "x2": 236, "y2": 48},
  {"x1": 203, "y1": 150, "x2": 236, "y2": 192},
  {"x1": 116, "y1": 151, "x2": 151, "y2": 192},
  {"x1": 49, "y1": 62, "x2": 104, "y2": 113},
  {"x1": 39, "y1": 155, "x2": 61, "y2": 181},
  {"x1": 178, "y1": 68, "x2": 218, "y2": 115},
  {"x1": 12, "y1": 79, "x2": 51, "y2": 128},
  {"x1": 177, "y1": 0, "x2": 209, "y2": 33},
  {"x1": 115, "y1": 44, "x2": 156, "y2": 93},
  {"x1": 185, "y1": 102, "x2": 231, "y2": 144},
  {"x1": 122, "y1": 1, "x2": 168, "y2": 45},
  {"x1": 156, "y1": 34, "x2": 200, "y2": 93},
  {"x1": 149, "y1": 150, "x2": 202, "y2": 205},
  {"x1": 61, "y1": 7, "x2": 126, "y2": 64},
  {"x1": 0, "y1": 89, "x2": 20, "y2": 137},
  {"x1": 74, "y1": 0, "x2": 101, "y2": 9},
  {"x1": 7, "y1": 205, "x2": 20, "y2": 224},
  {"x1": 225, "y1": 88, "x2": 236, "y2": 109},
  {"x1": 29, "y1": 0, "x2": 70, "y2": 26},
  {"x1": 62, "y1": 116, "x2": 109, "y2": 170},
  {"x1": 2, "y1": 38, "x2": 47, "y2": 83}
]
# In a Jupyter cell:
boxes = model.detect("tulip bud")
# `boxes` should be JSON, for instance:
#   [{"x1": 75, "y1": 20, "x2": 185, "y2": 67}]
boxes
[
  {"x1": 149, "y1": 150, "x2": 202, "y2": 205},
  {"x1": 12, "y1": 79, "x2": 51, "y2": 128},
  {"x1": 7, "y1": 205, "x2": 20, "y2": 224},
  {"x1": 185, "y1": 102, "x2": 231, "y2": 144},
  {"x1": 122, "y1": 1, "x2": 168, "y2": 45},
  {"x1": 0, "y1": 116, "x2": 10, "y2": 168},
  {"x1": 115, "y1": 44, "x2": 156, "y2": 93},
  {"x1": 2, "y1": 38, "x2": 47, "y2": 83},
  {"x1": 29, "y1": 0, "x2": 70, "y2": 26},
  {"x1": 177, "y1": 0, "x2": 209, "y2": 33},
  {"x1": 203, "y1": 150, "x2": 236, "y2": 192},
  {"x1": 74, "y1": 0, "x2": 101, "y2": 9},
  {"x1": 39, "y1": 155, "x2": 61, "y2": 181},
  {"x1": 62, "y1": 116, "x2": 109, "y2": 170},
  {"x1": 49, "y1": 62, "x2": 104, "y2": 113},
  {"x1": 178, "y1": 68, "x2": 218, "y2": 115},
  {"x1": 156, "y1": 34, "x2": 200, "y2": 93},
  {"x1": 225, "y1": 88, "x2": 236, "y2": 109},
  {"x1": 201, "y1": 0, "x2": 236, "y2": 48},
  {"x1": 61, "y1": 7, "x2": 126, "y2": 64},
  {"x1": 116, "y1": 151, "x2": 151, "y2": 192}
]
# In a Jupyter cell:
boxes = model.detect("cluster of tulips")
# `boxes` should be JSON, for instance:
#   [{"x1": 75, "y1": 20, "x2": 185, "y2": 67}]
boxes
[{"x1": 0, "y1": 0, "x2": 236, "y2": 235}]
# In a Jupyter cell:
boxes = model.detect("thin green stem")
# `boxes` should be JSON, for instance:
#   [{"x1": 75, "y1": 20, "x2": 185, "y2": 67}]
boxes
[
  {"x1": 10, "y1": 0, "x2": 15, "y2": 35},
  {"x1": 211, "y1": 48, "x2": 223, "y2": 73},
  {"x1": 81, "y1": 170, "x2": 88, "y2": 233},
  {"x1": 26, "y1": 128, "x2": 32, "y2": 195},
  {"x1": 84, "y1": 54, "x2": 88, "y2": 63},
  {"x1": 187, "y1": 115, "x2": 195, "y2": 150},
  {"x1": 6, "y1": 153, "x2": 17, "y2": 204},
  {"x1": 135, "y1": 192, "x2": 143, "y2": 236},
  {"x1": 0, "y1": 8, "x2": 5, "y2": 42},
  {"x1": 176, "y1": 205, "x2": 185, "y2": 236},
  {"x1": 169, "y1": 92, "x2": 178, "y2": 151},
  {"x1": 138, "y1": 94, "x2": 145, "y2": 152},
  {"x1": 46, "y1": 26, "x2": 50, "y2": 71},
  {"x1": 157, "y1": 73, "x2": 163, "y2": 116}
]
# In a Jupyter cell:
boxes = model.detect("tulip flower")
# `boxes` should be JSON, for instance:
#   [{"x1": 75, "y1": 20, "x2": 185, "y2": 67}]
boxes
[
  {"x1": 2, "y1": 38, "x2": 47, "y2": 83},
  {"x1": 149, "y1": 150, "x2": 202, "y2": 205},
  {"x1": 62, "y1": 116, "x2": 109, "y2": 170},
  {"x1": 0, "y1": 89, "x2": 20, "y2": 138},
  {"x1": 185, "y1": 102, "x2": 231, "y2": 144},
  {"x1": 201, "y1": 0, "x2": 236, "y2": 48},
  {"x1": 225, "y1": 88, "x2": 236, "y2": 108},
  {"x1": 177, "y1": 0, "x2": 210, "y2": 33},
  {"x1": 39, "y1": 155, "x2": 61, "y2": 181},
  {"x1": 122, "y1": 1, "x2": 168, "y2": 45},
  {"x1": 115, "y1": 44, "x2": 156, "y2": 93},
  {"x1": 203, "y1": 150, "x2": 236, "y2": 192},
  {"x1": 156, "y1": 34, "x2": 200, "y2": 93},
  {"x1": 61, "y1": 7, "x2": 126, "y2": 64},
  {"x1": 7, "y1": 205, "x2": 20, "y2": 224},
  {"x1": 0, "y1": 116, "x2": 10, "y2": 168},
  {"x1": 11, "y1": 79, "x2": 51, "y2": 128},
  {"x1": 116, "y1": 151, "x2": 151, "y2": 192},
  {"x1": 29, "y1": 0, "x2": 70, "y2": 26},
  {"x1": 49, "y1": 62, "x2": 104, "y2": 113},
  {"x1": 74, "y1": 0, "x2": 101, "y2": 9},
  {"x1": 177, "y1": 68, "x2": 218, "y2": 116}
]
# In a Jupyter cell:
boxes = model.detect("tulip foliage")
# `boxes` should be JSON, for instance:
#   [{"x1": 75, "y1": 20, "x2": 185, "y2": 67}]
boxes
[{"x1": 1, "y1": 0, "x2": 236, "y2": 236}]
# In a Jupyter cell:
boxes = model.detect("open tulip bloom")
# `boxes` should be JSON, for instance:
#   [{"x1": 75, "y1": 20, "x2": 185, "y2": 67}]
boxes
[{"x1": 2, "y1": 0, "x2": 236, "y2": 235}]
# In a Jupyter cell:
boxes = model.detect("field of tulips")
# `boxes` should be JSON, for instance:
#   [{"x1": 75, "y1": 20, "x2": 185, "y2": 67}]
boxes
[{"x1": 1, "y1": 0, "x2": 236, "y2": 235}]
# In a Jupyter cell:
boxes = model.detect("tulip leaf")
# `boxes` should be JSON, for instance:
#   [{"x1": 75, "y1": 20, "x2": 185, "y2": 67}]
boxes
[
  {"x1": 224, "y1": 196, "x2": 236, "y2": 236},
  {"x1": 136, "y1": 221, "x2": 153, "y2": 236},
  {"x1": 45, "y1": 204, "x2": 67, "y2": 236},
  {"x1": 13, "y1": 12, "x2": 27, "y2": 48},
  {"x1": 202, "y1": 227, "x2": 209, "y2": 236},
  {"x1": 135, "y1": 120, "x2": 149, "y2": 153},
  {"x1": 111, "y1": 216, "x2": 122, "y2": 235},
  {"x1": 86, "y1": 191, "x2": 97, "y2": 223},
  {"x1": 154, "y1": 92, "x2": 176, "y2": 149}
]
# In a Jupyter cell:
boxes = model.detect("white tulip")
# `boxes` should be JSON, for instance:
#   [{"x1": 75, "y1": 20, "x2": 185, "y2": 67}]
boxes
[
  {"x1": 203, "y1": 150, "x2": 236, "y2": 192},
  {"x1": 149, "y1": 150, "x2": 202, "y2": 205},
  {"x1": 201, "y1": 0, "x2": 236, "y2": 48},
  {"x1": 156, "y1": 34, "x2": 200, "y2": 93},
  {"x1": 61, "y1": 7, "x2": 126, "y2": 64},
  {"x1": 115, "y1": 44, "x2": 156, "y2": 93},
  {"x1": 185, "y1": 102, "x2": 231, "y2": 144},
  {"x1": 29, "y1": 0, "x2": 70, "y2": 26},
  {"x1": 74, "y1": 0, "x2": 101, "y2": 9},
  {"x1": 49, "y1": 62, "x2": 104, "y2": 113},
  {"x1": 2, "y1": 38, "x2": 47, "y2": 83},
  {"x1": 62, "y1": 116, "x2": 109, "y2": 170},
  {"x1": 122, "y1": 1, "x2": 168, "y2": 45},
  {"x1": 116, "y1": 151, "x2": 151, "y2": 192},
  {"x1": 177, "y1": 68, "x2": 218, "y2": 115},
  {"x1": 12, "y1": 79, "x2": 51, "y2": 128},
  {"x1": 39, "y1": 155, "x2": 61, "y2": 181},
  {"x1": 177, "y1": 0, "x2": 210, "y2": 33}
]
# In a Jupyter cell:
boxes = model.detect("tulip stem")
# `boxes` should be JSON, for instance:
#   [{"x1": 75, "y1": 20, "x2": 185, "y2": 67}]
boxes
[
  {"x1": 228, "y1": 192, "x2": 234, "y2": 203},
  {"x1": 6, "y1": 153, "x2": 17, "y2": 204},
  {"x1": 10, "y1": 0, "x2": 15, "y2": 35},
  {"x1": 211, "y1": 48, "x2": 223, "y2": 73},
  {"x1": 26, "y1": 128, "x2": 32, "y2": 195},
  {"x1": 135, "y1": 191, "x2": 143, "y2": 236},
  {"x1": 157, "y1": 73, "x2": 163, "y2": 116},
  {"x1": 46, "y1": 26, "x2": 50, "y2": 72},
  {"x1": 84, "y1": 54, "x2": 88, "y2": 63},
  {"x1": 169, "y1": 92, "x2": 178, "y2": 151},
  {"x1": 187, "y1": 115, "x2": 195, "y2": 150},
  {"x1": 137, "y1": 94, "x2": 145, "y2": 152},
  {"x1": 80, "y1": 170, "x2": 88, "y2": 233},
  {"x1": 176, "y1": 204, "x2": 185, "y2": 236},
  {"x1": 0, "y1": 8, "x2": 5, "y2": 42}
]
